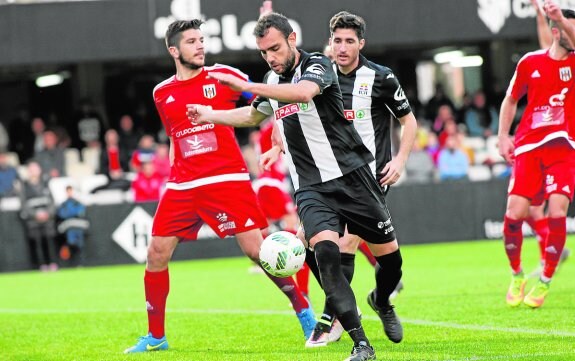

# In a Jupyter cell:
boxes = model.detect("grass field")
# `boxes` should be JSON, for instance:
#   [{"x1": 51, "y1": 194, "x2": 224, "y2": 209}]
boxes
[{"x1": 1, "y1": 237, "x2": 574, "y2": 361}]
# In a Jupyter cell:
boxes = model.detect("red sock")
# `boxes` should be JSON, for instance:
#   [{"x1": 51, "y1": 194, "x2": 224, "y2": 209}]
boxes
[
  {"x1": 357, "y1": 241, "x2": 377, "y2": 266},
  {"x1": 542, "y1": 217, "x2": 567, "y2": 279},
  {"x1": 503, "y1": 216, "x2": 524, "y2": 274},
  {"x1": 145, "y1": 269, "x2": 170, "y2": 338},
  {"x1": 265, "y1": 272, "x2": 309, "y2": 313},
  {"x1": 526, "y1": 217, "x2": 549, "y2": 261},
  {"x1": 295, "y1": 262, "x2": 310, "y2": 296}
]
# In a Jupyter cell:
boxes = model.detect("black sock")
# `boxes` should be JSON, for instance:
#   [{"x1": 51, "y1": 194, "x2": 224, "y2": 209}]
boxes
[
  {"x1": 305, "y1": 248, "x2": 322, "y2": 288},
  {"x1": 314, "y1": 241, "x2": 362, "y2": 336},
  {"x1": 348, "y1": 326, "x2": 370, "y2": 346},
  {"x1": 321, "y1": 252, "x2": 355, "y2": 324},
  {"x1": 374, "y1": 249, "x2": 403, "y2": 308}
]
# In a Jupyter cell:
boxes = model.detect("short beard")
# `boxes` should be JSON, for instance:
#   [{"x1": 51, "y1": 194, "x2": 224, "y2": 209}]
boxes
[
  {"x1": 179, "y1": 54, "x2": 203, "y2": 70},
  {"x1": 280, "y1": 49, "x2": 296, "y2": 76}
]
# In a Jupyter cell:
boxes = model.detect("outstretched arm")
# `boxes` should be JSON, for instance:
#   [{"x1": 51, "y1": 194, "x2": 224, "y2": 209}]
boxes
[
  {"x1": 545, "y1": 0, "x2": 575, "y2": 45},
  {"x1": 187, "y1": 104, "x2": 268, "y2": 128},
  {"x1": 532, "y1": 0, "x2": 552, "y2": 49}
]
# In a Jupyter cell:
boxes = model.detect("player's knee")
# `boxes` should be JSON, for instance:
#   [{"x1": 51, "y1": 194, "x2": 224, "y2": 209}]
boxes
[
  {"x1": 369, "y1": 240, "x2": 398, "y2": 257},
  {"x1": 339, "y1": 234, "x2": 361, "y2": 253},
  {"x1": 146, "y1": 237, "x2": 173, "y2": 268}
]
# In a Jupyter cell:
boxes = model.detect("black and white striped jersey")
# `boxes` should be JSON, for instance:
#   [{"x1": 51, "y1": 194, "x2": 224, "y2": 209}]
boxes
[
  {"x1": 252, "y1": 50, "x2": 373, "y2": 191},
  {"x1": 336, "y1": 54, "x2": 412, "y2": 176}
]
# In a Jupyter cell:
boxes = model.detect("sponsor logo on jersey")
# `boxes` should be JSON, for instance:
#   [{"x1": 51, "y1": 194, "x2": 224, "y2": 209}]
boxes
[
  {"x1": 217, "y1": 213, "x2": 228, "y2": 222},
  {"x1": 306, "y1": 64, "x2": 326, "y2": 76},
  {"x1": 549, "y1": 87, "x2": 568, "y2": 106},
  {"x1": 179, "y1": 132, "x2": 218, "y2": 158},
  {"x1": 563, "y1": 185, "x2": 571, "y2": 193},
  {"x1": 299, "y1": 102, "x2": 309, "y2": 111},
  {"x1": 175, "y1": 124, "x2": 215, "y2": 138},
  {"x1": 546, "y1": 174, "x2": 557, "y2": 193},
  {"x1": 356, "y1": 110, "x2": 366, "y2": 119},
  {"x1": 394, "y1": 86, "x2": 406, "y2": 101},
  {"x1": 275, "y1": 103, "x2": 301, "y2": 120},
  {"x1": 358, "y1": 83, "x2": 369, "y2": 96},
  {"x1": 245, "y1": 218, "x2": 255, "y2": 227},
  {"x1": 203, "y1": 84, "x2": 217, "y2": 99},
  {"x1": 217, "y1": 213, "x2": 236, "y2": 232},
  {"x1": 559, "y1": 66, "x2": 572, "y2": 82},
  {"x1": 344, "y1": 109, "x2": 355, "y2": 121}
]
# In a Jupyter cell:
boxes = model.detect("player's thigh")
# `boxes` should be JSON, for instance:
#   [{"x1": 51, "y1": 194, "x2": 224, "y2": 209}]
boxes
[
  {"x1": 509, "y1": 151, "x2": 544, "y2": 205},
  {"x1": 367, "y1": 239, "x2": 399, "y2": 257},
  {"x1": 152, "y1": 188, "x2": 204, "y2": 241},
  {"x1": 295, "y1": 188, "x2": 344, "y2": 244},
  {"x1": 339, "y1": 227, "x2": 362, "y2": 253},
  {"x1": 197, "y1": 181, "x2": 268, "y2": 238}
]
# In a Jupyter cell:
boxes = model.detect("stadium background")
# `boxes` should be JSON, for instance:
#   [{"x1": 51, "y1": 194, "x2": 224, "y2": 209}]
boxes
[{"x1": 1, "y1": 0, "x2": 575, "y2": 272}]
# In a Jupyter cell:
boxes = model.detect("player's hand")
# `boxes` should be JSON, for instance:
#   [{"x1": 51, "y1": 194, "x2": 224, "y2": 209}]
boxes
[
  {"x1": 531, "y1": 0, "x2": 543, "y2": 15},
  {"x1": 207, "y1": 72, "x2": 248, "y2": 92},
  {"x1": 259, "y1": 145, "x2": 282, "y2": 171},
  {"x1": 544, "y1": 0, "x2": 562, "y2": 22},
  {"x1": 379, "y1": 157, "x2": 405, "y2": 186},
  {"x1": 259, "y1": 0, "x2": 273, "y2": 17},
  {"x1": 498, "y1": 134, "x2": 515, "y2": 164},
  {"x1": 186, "y1": 104, "x2": 213, "y2": 124}
]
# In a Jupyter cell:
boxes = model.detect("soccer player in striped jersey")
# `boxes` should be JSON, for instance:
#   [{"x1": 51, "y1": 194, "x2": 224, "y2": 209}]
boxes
[{"x1": 124, "y1": 19, "x2": 316, "y2": 354}]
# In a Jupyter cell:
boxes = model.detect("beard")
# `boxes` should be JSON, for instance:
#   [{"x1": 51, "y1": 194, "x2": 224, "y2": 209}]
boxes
[
  {"x1": 270, "y1": 48, "x2": 296, "y2": 76},
  {"x1": 179, "y1": 53, "x2": 204, "y2": 70}
]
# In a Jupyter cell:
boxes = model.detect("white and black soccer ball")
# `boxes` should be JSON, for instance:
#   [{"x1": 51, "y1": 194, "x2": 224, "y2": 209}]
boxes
[{"x1": 259, "y1": 231, "x2": 306, "y2": 278}]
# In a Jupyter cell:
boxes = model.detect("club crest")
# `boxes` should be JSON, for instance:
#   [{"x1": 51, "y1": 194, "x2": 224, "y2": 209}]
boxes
[
  {"x1": 559, "y1": 67, "x2": 572, "y2": 82},
  {"x1": 203, "y1": 84, "x2": 217, "y2": 99}
]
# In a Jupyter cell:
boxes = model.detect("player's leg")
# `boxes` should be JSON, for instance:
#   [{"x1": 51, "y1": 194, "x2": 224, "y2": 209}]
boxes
[
  {"x1": 525, "y1": 203, "x2": 548, "y2": 277},
  {"x1": 235, "y1": 229, "x2": 316, "y2": 339},
  {"x1": 503, "y1": 194, "x2": 530, "y2": 306},
  {"x1": 124, "y1": 235, "x2": 179, "y2": 353}
]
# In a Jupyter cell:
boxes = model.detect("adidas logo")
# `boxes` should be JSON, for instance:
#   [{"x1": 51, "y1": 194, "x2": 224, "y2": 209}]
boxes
[
  {"x1": 146, "y1": 301, "x2": 154, "y2": 311},
  {"x1": 505, "y1": 243, "x2": 517, "y2": 250},
  {"x1": 166, "y1": 95, "x2": 175, "y2": 103},
  {"x1": 545, "y1": 246, "x2": 558, "y2": 254},
  {"x1": 531, "y1": 70, "x2": 541, "y2": 78},
  {"x1": 245, "y1": 218, "x2": 255, "y2": 227},
  {"x1": 563, "y1": 185, "x2": 571, "y2": 193}
]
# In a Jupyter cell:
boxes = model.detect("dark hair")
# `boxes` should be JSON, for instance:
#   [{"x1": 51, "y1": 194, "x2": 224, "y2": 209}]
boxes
[
  {"x1": 329, "y1": 11, "x2": 366, "y2": 40},
  {"x1": 165, "y1": 19, "x2": 205, "y2": 48},
  {"x1": 253, "y1": 13, "x2": 293, "y2": 38},
  {"x1": 550, "y1": 9, "x2": 575, "y2": 29}
]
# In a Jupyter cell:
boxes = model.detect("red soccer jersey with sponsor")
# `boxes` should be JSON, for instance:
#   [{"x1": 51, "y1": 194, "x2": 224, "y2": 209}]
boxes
[
  {"x1": 507, "y1": 49, "x2": 575, "y2": 155},
  {"x1": 153, "y1": 64, "x2": 250, "y2": 188}
]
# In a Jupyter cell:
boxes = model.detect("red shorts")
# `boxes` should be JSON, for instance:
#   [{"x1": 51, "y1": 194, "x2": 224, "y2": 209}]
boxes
[
  {"x1": 509, "y1": 139, "x2": 575, "y2": 205},
  {"x1": 152, "y1": 181, "x2": 268, "y2": 241},
  {"x1": 253, "y1": 178, "x2": 295, "y2": 221}
]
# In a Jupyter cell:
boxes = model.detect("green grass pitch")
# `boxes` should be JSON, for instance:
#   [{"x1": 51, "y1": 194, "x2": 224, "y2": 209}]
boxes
[{"x1": 1, "y1": 237, "x2": 574, "y2": 361}]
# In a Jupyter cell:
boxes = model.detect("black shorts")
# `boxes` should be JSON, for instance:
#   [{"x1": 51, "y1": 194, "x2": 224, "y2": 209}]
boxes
[{"x1": 295, "y1": 165, "x2": 396, "y2": 245}]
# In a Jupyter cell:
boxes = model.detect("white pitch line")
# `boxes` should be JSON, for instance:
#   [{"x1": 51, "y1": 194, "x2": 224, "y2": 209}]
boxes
[{"x1": 1, "y1": 308, "x2": 574, "y2": 338}]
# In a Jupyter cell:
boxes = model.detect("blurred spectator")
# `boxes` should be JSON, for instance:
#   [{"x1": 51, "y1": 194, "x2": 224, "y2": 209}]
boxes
[
  {"x1": 131, "y1": 161, "x2": 164, "y2": 202},
  {"x1": 438, "y1": 118, "x2": 458, "y2": 147},
  {"x1": 31, "y1": 117, "x2": 46, "y2": 154},
  {"x1": 153, "y1": 143, "x2": 171, "y2": 180},
  {"x1": 456, "y1": 132, "x2": 475, "y2": 165},
  {"x1": 437, "y1": 135, "x2": 469, "y2": 181},
  {"x1": 56, "y1": 185, "x2": 89, "y2": 266},
  {"x1": 404, "y1": 135, "x2": 435, "y2": 184},
  {"x1": 425, "y1": 131, "x2": 441, "y2": 165},
  {"x1": 0, "y1": 120, "x2": 8, "y2": 152},
  {"x1": 464, "y1": 90, "x2": 499, "y2": 137},
  {"x1": 118, "y1": 114, "x2": 143, "y2": 158},
  {"x1": 19, "y1": 161, "x2": 58, "y2": 271},
  {"x1": 0, "y1": 151, "x2": 19, "y2": 198},
  {"x1": 93, "y1": 129, "x2": 131, "y2": 192},
  {"x1": 34, "y1": 129, "x2": 66, "y2": 178},
  {"x1": 130, "y1": 134, "x2": 156, "y2": 172},
  {"x1": 424, "y1": 83, "x2": 456, "y2": 123},
  {"x1": 456, "y1": 91, "x2": 473, "y2": 125},
  {"x1": 8, "y1": 106, "x2": 35, "y2": 163},
  {"x1": 69, "y1": 98, "x2": 106, "y2": 150},
  {"x1": 432, "y1": 104, "x2": 456, "y2": 136}
]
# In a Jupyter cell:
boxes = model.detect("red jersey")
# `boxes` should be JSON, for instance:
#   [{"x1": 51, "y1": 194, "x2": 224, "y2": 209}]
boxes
[
  {"x1": 153, "y1": 64, "x2": 250, "y2": 190},
  {"x1": 256, "y1": 120, "x2": 286, "y2": 181},
  {"x1": 507, "y1": 49, "x2": 575, "y2": 155}
]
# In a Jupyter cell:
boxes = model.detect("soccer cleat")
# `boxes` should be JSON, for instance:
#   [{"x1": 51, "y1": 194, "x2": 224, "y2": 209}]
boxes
[
  {"x1": 389, "y1": 280, "x2": 404, "y2": 301},
  {"x1": 523, "y1": 280, "x2": 550, "y2": 308},
  {"x1": 343, "y1": 341, "x2": 376, "y2": 361},
  {"x1": 367, "y1": 289, "x2": 403, "y2": 343},
  {"x1": 296, "y1": 307, "x2": 317, "y2": 340},
  {"x1": 305, "y1": 318, "x2": 344, "y2": 348},
  {"x1": 506, "y1": 273, "x2": 527, "y2": 307},
  {"x1": 124, "y1": 333, "x2": 168, "y2": 354}
]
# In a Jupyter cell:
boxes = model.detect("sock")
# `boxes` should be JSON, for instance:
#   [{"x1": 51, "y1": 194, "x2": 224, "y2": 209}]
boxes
[
  {"x1": 294, "y1": 262, "x2": 310, "y2": 296},
  {"x1": 320, "y1": 253, "x2": 355, "y2": 326},
  {"x1": 357, "y1": 241, "x2": 377, "y2": 266},
  {"x1": 314, "y1": 241, "x2": 363, "y2": 338},
  {"x1": 145, "y1": 269, "x2": 170, "y2": 339},
  {"x1": 264, "y1": 271, "x2": 309, "y2": 313},
  {"x1": 542, "y1": 217, "x2": 567, "y2": 279},
  {"x1": 374, "y1": 249, "x2": 403, "y2": 308},
  {"x1": 305, "y1": 248, "x2": 322, "y2": 288},
  {"x1": 526, "y1": 217, "x2": 549, "y2": 262},
  {"x1": 348, "y1": 327, "x2": 370, "y2": 347},
  {"x1": 503, "y1": 216, "x2": 524, "y2": 274}
]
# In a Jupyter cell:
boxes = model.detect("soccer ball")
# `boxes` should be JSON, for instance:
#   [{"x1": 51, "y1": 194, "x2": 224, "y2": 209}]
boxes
[{"x1": 259, "y1": 231, "x2": 306, "y2": 277}]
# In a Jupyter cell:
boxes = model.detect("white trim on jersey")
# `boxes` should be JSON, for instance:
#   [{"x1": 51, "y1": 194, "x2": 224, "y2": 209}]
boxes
[
  {"x1": 166, "y1": 173, "x2": 251, "y2": 190},
  {"x1": 153, "y1": 75, "x2": 176, "y2": 97},
  {"x1": 207, "y1": 63, "x2": 249, "y2": 80},
  {"x1": 353, "y1": 66, "x2": 377, "y2": 176},
  {"x1": 514, "y1": 131, "x2": 574, "y2": 156},
  {"x1": 252, "y1": 177, "x2": 289, "y2": 193}
]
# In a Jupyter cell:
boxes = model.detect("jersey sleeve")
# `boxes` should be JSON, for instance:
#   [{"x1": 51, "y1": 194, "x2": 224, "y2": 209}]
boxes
[
  {"x1": 299, "y1": 53, "x2": 334, "y2": 93},
  {"x1": 506, "y1": 55, "x2": 528, "y2": 101},
  {"x1": 252, "y1": 71, "x2": 274, "y2": 116},
  {"x1": 153, "y1": 92, "x2": 171, "y2": 137},
  {"x1": 376, "y1": 68, "x2": 412, "y2": 119}
]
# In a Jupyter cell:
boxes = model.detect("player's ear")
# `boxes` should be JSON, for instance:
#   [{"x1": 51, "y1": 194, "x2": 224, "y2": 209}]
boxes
[
  {"x1": 288, "y1": 31, "x2": 297, "y2": 48},
  {"x1": 359, "y1": 38, "x2": 365, "y2": 50},
  {"x1": 168, "y1": 46, "x2": 179, "y2": 59}
]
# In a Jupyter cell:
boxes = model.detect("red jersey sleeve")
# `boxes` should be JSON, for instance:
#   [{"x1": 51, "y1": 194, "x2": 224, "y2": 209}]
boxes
[{"x1": 507, "y1": 54, "x2": 529, "y2": 101}]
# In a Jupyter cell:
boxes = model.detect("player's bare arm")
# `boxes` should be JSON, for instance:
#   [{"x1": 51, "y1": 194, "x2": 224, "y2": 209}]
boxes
[
  {"x1": 187, "y1": 103, "x2": 268, "y2": 127},
  {"x1": 259, "y1": 121, "x2": 284, "y2": 171},
  {"x1": 545, "y1": 0, "x2": 575, "y2": 46},
  {"x1": 532, "y1": 0, "x2": 552, "y2": 48},
  {"x1": 498, "y1": 95, "x2": 518, "y2": 163},
  {"x1": 380, "y1": 112, "x2": 417, "y2": 186},
  {"x1": 209, "y1": 71, "x2": 320, "y2": 104}
]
